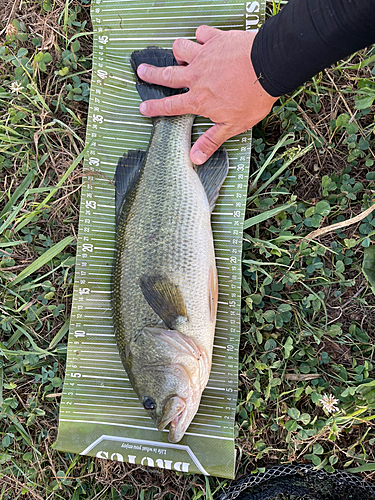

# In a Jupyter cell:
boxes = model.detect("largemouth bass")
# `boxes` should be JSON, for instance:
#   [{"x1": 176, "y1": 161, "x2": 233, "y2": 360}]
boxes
[{"x1": 112, "y1": 47, "x2": 229, "y2": 443}]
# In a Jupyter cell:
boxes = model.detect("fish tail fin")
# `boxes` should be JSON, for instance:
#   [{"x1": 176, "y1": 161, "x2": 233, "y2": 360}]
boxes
[{"x1": 130, "y1": 46, "x2": 187, "y2": 101}]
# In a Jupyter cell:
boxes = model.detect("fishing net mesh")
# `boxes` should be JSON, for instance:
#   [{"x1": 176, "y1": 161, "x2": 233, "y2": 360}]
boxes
[{"x1": 215, "y1": 464, "x2": 375, "y2": 500}]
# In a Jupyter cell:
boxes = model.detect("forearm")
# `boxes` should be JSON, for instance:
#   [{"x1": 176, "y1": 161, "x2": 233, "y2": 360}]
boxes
[{"x1": 251, "y1": 0, "x2": 375, "y2": 97}]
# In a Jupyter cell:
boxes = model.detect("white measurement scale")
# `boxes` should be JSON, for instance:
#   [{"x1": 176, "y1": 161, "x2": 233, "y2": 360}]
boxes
[{"x1": 55, "y1": 0, "x2": 265, "y2": 479}]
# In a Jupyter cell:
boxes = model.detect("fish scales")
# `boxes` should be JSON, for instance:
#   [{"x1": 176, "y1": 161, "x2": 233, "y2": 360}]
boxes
[{"x1": 113, "y1": 115, "x2": 215, "y2": 353}]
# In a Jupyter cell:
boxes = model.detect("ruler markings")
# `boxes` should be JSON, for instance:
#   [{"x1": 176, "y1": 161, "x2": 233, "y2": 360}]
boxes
[
  {"x1": 96, "y1": 110, "x2": 140, "y2": 119},
  {"x1": 80, "y1": 366, "x2": 124, "y2": 373},
  {"x1": 100, "y1": 129, "x2": 158, "y2": 136},
  {"x1": 205, "y1": 386, "x2": 225, "y2": 391},
  {"x1": 102, "y1": 14, "x2": 242, "y2": 23},
  {"x1": 79, "y1": 374, "x2": 125, "y2": 381},
  {"x1": 87, "y1": 272, "x2": 112, "y2": 276},
  {"x1": 109, "y1": 24, "x2": 242, "y2": 37},
  {"x1": 104, "y1": 119, "x2": 153, "y2": 127},
  {"x1": 77, "y1": 384, "x2": 132, "y2": 390},
  {"x1": 80, "y1": 350, "x2": 118, "y2": 355},
  {"x1": 75, "y1": 402, "x2": 143, "y2": 410},
  {"x1": 83, "y1": 299, "x2": 111, "y2": 304},
  {"x1": 101, "y1": 4, "x2": 243, "y2": 11},
  {"x1": 100, "y1": 101, "x2": 139, "y2": 110},
  {"x1": 97, "y1": 152, "x2": 125, "y2": 159},
  {"x1": 185, "y1": 421, "x2": 222, "y2": 429},
  {"x1": 200, "y1": 403, "x2": 224, "y2": 409},
  {"x1": 90, "y1": 238, "x2": 114, "y2": 243},
  {"x1": 87, "y1": 264, "x2": 113, "y2": 268},
  {"x1": 84, "y1": 316, "x2": 112, "y2": 320},
  {"x1": 78, "y1": 255, "x2": 112, "y2": 261},
  {"x1": 102, "y1": 83, "x2": 138, "y2": 93},
  {"x1": 72, "y1": 411, "x2": 152, "y2": 419},
  {"x1": 100, "y1": 130, "x2": 149, "y2": 140},
  {"x1": 89, "y1": 282, "x2": 112, "y2": 285},
  {"x1": 109, "y1": 37, "x2": 196, "y2": 42},
  {"x1": 80, "y1": 300, "x2": 111, "y2": 311}
]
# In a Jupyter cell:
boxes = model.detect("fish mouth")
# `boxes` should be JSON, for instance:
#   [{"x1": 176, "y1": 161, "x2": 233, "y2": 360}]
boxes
[{"x1": 157, "y1": 396, "x2": 186, "y2": 441}]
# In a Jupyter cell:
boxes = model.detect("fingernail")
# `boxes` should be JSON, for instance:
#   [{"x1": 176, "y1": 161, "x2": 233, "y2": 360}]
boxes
[
  {"x1": 192, "y1": 150, "x2": 207, "y2": 165},
  {"x1": 137, "y1": 64, "x2": 147, "y2": 77},
  {"x1": 139, "y1": 102, "x2": 147, "y2": 114}
]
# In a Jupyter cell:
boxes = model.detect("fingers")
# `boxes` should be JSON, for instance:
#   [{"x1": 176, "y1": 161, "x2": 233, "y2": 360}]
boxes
[
  {"x1": 173, "y1": 38, "x2": 200, "y2": 65},
  {"x1": 195, "y1": 25, "x2": 221, "y2": 44},
  {"x1": 137, "y1": 63, "x2": 187, "y2": 89},
  {"x1": 139, "y1": 93, "x2": 194, "y2": 117},
  {"x1": 137, "y1": 26, "x2": 220, "y2": 97},
  {"x1": 190, "y1": 123, "x2": 232, "y2": 164}
]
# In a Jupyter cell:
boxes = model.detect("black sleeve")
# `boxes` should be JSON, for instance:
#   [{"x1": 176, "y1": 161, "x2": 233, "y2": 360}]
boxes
[{"x1": 251, "y1": 0, "x2": 375, "y2": 97}]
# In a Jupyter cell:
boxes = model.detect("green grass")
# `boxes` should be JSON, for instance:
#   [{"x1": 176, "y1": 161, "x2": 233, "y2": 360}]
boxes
[{"x1": 0, "y1": 1, "x2": 374, "y2": 498}]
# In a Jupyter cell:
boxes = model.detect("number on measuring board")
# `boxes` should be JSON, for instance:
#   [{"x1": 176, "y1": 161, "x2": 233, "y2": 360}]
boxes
[{"x1": 97, "y1": 69, "x2": 108, "y2": 79}]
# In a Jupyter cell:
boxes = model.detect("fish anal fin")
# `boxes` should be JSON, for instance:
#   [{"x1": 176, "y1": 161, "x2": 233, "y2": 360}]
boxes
[
  {"x1": 140, "y1": 274, "x2": 188, "y2": 330},
  {"x1": 114, "y1": 150, "x2": 146, "y2": 220},
  {"x1": 208, "y1": 266, "x2": 218, "y2": 323},
  {"x1": 194, "y1": 147, "x2": 229, "y2": 212}
]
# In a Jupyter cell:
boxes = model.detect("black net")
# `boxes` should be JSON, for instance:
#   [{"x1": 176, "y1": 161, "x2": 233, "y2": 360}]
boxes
[{"x1": 215, "y1": 465, "x2": 375, "y2": 500}]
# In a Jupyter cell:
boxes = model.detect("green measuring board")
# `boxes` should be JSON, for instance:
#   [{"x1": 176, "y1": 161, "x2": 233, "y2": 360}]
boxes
[{"x1": 55, "y1": 0, "x2": 265, "y2": 479}]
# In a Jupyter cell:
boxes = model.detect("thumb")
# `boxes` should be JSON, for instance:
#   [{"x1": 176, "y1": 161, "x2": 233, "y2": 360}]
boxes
[
  {"x1": 190, "y1": 123, "x2": 231, "y2": 164},
  {"x1": 195, "y1": 25, "x2": 222, "y2": 44}
]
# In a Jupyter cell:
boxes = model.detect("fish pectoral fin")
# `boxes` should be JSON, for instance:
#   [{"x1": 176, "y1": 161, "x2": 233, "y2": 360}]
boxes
[
  {"x1": 114, "y1": 150, "x2": 146, "y2": 220},
  {"x1": 193, "y1": 147, "x2": 229, "y2": 212},
  {"x1": 140, "y1": 274, "x2": 188, "y2": 330}
]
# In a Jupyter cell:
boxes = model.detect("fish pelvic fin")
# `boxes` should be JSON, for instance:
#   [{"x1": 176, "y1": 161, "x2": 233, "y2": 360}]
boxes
[
  {"x1": 114, "y1": 150, "x2": 145, "y2": 221},
  {"x1": 194, "y1": 147, "x2": 229, "y2": 212},
  {"x1": 130, "y1": 46, "x2": 188, "y2": 101},
  {"x1": 139, "y1": 274, "x2": 188, "y2": 331},
  {"x1": 208, "y1": 265, "x2": 218, "y2": 324}
]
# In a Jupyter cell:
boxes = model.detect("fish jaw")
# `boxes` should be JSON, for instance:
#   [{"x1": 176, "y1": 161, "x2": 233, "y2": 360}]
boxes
[
  {"x1": 157, "y1": 393, "x2": 201, "y2": 444},
  {"x1": 156, "y1": 395, "x2": 186, "y2": 434}
]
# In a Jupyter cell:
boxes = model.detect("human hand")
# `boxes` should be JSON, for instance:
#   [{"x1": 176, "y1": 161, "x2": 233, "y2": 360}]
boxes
[{"x1": 137, "y1": 25, "x2": 279, "y2": 164}]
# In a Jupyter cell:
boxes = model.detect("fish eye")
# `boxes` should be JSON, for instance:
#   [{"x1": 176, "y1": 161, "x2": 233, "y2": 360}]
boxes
[{"x1": 142, "y1": 397, "x2": 156, "y2": 411}]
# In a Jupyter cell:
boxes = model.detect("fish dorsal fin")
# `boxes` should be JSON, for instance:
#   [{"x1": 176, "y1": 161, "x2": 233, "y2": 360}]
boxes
[
  {"x1": 114, "y1": 150, "x2": 146, "y2": 220},
  {"x1": 194, "y1": 147, "x2": 229, "y2": 212},
  {"x1": 139, "y1": 274, "x2": 188, "y2": 331}
]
